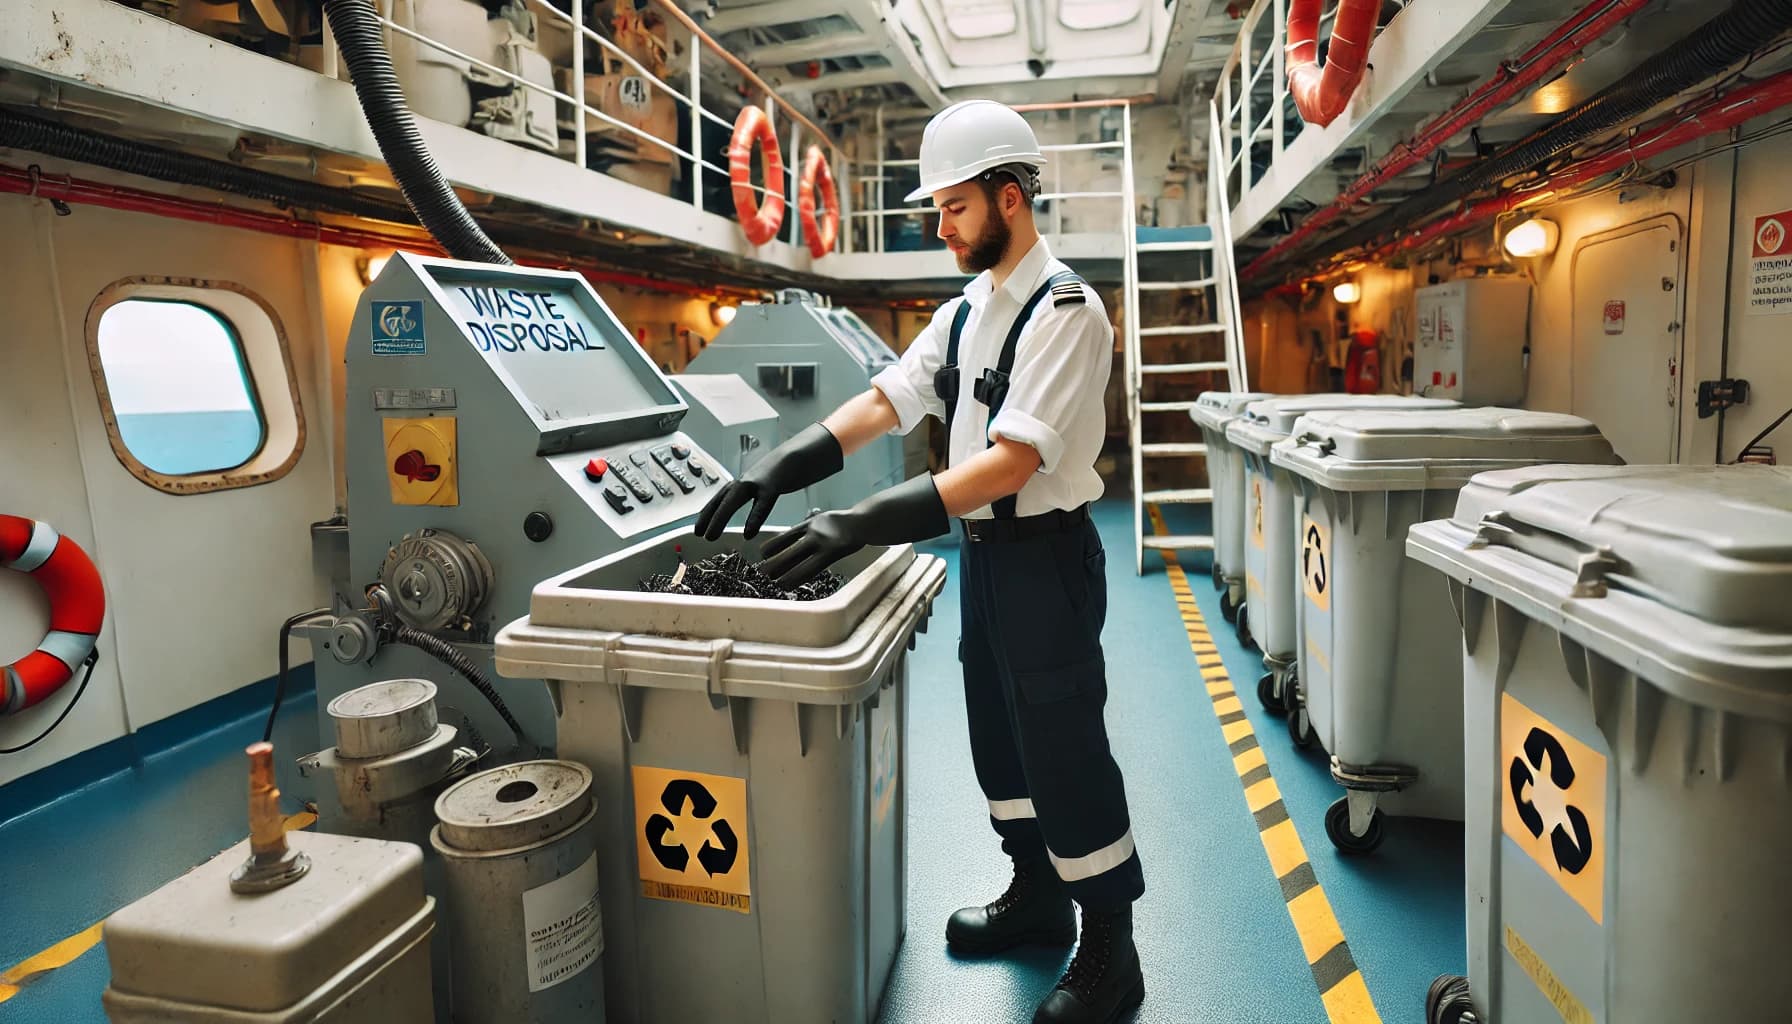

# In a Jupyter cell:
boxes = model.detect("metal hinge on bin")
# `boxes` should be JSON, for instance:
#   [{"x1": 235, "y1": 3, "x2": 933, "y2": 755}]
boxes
[{"x1": 1470, "y1": 511, "x2": 1620, "y2": 598}]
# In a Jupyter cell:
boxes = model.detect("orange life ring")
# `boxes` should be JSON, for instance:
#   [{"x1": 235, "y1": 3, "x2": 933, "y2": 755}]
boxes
[
  {"x1": 798, "y1": 145, "x2": 840, "y2": 259},
  {"x1": 729, "y1": 106, "x2": 786, "y2": 246},
  {"x1": 2, "y1": 515, "x2": 104, "y2": 715}
]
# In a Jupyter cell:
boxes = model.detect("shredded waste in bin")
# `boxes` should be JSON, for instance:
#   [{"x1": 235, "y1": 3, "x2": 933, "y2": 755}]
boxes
[{"x1": 639, "y1": 551, "x2": 845, "y2": 602}]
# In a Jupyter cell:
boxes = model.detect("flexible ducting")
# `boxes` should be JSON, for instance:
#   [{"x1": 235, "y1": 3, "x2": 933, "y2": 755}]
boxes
[
  {"x1": 1324, "y1": 0, "x2": 1792, "y2": 260},
  {"x1": 321, "y1": 0, "x2": 512, "y2": 265},
  {"x1": 391, "y1": 625, "x2": 526, "y2": 745}
]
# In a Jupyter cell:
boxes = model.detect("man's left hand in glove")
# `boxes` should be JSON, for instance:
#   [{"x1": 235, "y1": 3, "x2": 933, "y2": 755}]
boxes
[{"x1": 758, "y1": 474, "x2": 949, "y2": 590}]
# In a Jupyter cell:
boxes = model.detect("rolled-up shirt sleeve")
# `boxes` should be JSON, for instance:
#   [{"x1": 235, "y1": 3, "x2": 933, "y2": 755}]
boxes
[
  {"x1": 987, "y1": 298, "x2": 1110, "y2": 475},
  {"x1": 871, "y1": 298, "x2": 958, "y2": 435}
]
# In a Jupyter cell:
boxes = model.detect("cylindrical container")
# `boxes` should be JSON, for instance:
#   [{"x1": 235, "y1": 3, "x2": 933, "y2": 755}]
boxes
[
  {"x1": 1191, "y1": 391, "x2": 1274, "y2": 613},
  {"x1": 431, "y1": 760, "x2": 605, "y2": 1023}
]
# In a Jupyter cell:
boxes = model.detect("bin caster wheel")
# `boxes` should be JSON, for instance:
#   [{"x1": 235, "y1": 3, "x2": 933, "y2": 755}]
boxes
[
  {"x1": 1257, "y1": 672, "x2": 1284, "y2": 714},
  {"x1": 1426, "y1": 976, "x2": 1478, "y2": 1024},
  {"x1": 1220, "y1": 590, "x2": 1239, "y2": 624},
  {"x1": 1210, "y1": 560, "x2": 1224, "y2": 592},
  {"x1": 1325, "y1": 797, "x2": 1384, "y2": 855},
  {"x1": 1287, "y1": 702, "x2": 1316, "y2": 749},
  {"x1": 1237, "y1": 607, "x2": 1255, "y2": 650}
]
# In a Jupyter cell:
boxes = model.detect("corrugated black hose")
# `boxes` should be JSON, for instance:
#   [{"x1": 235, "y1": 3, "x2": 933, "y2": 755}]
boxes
[
  {"x1": 390, "y1": 624, "x2": 526, "y2": 745},
  {"x1": 321, "y1": 0, "x2": 513, "y2": 265},
  {"x1": 1316, "y1": 0, "x2": 1792, "y2": 262}
]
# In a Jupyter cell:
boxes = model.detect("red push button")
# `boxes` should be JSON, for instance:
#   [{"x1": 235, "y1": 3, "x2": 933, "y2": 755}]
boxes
[
  {"x1": 1432, "y1": 371, "x2": 1443, "y2": 386},
  {"x1": 584, "y1": 458, "x2": 608, "y2": 481}
]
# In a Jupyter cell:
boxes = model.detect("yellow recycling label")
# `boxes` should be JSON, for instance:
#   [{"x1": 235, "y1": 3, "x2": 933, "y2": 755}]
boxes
[
  {"x1": 1249, "y1": 475, "x2": 1266, "y2": 549},
  {"x1": 632, "y1": 765, "x2": 752, "y2": 915},
  {"x1": 1300, "y1": 514, "x2": 1331, "y2": 612},
  {"x1": 1501, "y1": 694, "x2": 1607, "y2": 924}
]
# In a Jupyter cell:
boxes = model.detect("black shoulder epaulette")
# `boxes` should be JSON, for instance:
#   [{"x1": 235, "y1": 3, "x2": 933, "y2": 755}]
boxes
[{"x1": 1050, "y1": 276, "x2": 1087, "y2": 308}]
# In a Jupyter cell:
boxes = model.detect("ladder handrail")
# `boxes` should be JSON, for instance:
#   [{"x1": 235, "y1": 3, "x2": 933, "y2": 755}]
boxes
[{"x1": 1209, "y1": 99, "x2": 1249, "y2": 393}]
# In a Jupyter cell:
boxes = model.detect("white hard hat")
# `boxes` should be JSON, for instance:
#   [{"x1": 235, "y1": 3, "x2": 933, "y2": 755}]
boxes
[{"x1": 904, "y1": 100, "x2": 1047, "y2": 203}]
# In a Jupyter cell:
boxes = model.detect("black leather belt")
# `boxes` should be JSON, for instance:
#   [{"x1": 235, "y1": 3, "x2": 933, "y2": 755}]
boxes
[{"x1": 960, "y1": 504, "x2": 1089, "y2": 543}]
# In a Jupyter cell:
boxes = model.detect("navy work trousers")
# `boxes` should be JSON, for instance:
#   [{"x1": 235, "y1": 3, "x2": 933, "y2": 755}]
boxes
[{"x1": 958, "y1": 514, "x2": 1145, "y2": 910}]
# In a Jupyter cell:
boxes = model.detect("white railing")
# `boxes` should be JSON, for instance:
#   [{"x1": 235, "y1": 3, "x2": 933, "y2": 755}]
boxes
[
  {"x1": 317, "y1": 0, "x2": 850, "y2": 254},
  {"x1": 1216, "y1": 0, "x2": 1289, "y2": 209},
  {"x1": 1209, "y1": 99, "x2": 1251, "y2": 391}
]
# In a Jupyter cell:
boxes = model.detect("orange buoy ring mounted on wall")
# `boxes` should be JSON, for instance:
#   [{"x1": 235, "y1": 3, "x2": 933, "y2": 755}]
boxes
[
  {"x1": 1, "y1": 515, "x2": 104, "y2": 716},
  {"x1": 798, "y1": 145, "x2": 840, "y2": 259},
  {"x1": 729, "y1": 106, "x2": 786, "y2": 246}
]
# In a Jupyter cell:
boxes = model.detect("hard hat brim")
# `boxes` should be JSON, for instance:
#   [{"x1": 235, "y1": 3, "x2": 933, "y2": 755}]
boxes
[{"x1": 903, "y1": 155, "x2": 1047, "y2": 204}]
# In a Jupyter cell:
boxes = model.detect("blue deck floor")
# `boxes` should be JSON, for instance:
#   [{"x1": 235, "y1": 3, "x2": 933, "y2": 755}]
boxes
[{"x1": 0, "y1": 499, "x2": 1463, "y2": 1023}]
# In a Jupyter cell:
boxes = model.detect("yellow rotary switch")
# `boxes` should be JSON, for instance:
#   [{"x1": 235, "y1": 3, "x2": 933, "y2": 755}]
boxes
[{"x1": 382, "y1": 416, "x2": 459, "y2": 507}]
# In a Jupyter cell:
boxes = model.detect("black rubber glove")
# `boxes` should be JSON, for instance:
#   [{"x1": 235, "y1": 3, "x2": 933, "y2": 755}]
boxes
[
  {"x1": 758, "y1": 474, "x2": 950, "y2": 589},
  {"x1": 694, "y1": 422, "x2": 845, "y2": 540}
]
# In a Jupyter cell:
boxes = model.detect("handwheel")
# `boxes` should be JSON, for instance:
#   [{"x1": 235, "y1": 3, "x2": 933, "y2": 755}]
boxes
[
  {"x1": 1257, "y1": 672, "x2": 1284, "y2": 714},
  {"x1": 1426, "y1": 976, "x2": 1478, "y2": 1024},
  {"x1": 1220, "y1": 589, "x2": 1239, "y2": 624},
  {"x1": 1324, "y1": 796, "x2": 1384, "y2": 855}
]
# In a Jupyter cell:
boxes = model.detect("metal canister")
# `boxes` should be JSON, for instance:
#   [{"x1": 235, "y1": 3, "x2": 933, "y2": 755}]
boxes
[{"x1": 430, "y1": 760, "x2": 605, "y2": 1023}]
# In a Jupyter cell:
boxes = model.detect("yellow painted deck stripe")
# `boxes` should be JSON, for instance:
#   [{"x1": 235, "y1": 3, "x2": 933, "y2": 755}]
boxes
[
  {"x1": 0, "y1": 809, "x2": 319, "y2": 1004},
  {"x1": 1147, "y1": 504, "x2": 1382, "y2": 1024}
]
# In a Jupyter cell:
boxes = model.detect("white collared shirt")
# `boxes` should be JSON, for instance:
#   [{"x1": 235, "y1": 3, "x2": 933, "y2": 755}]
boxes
[{"x1": 871, "y1": 237, "x2": 1112, "y2": 519}]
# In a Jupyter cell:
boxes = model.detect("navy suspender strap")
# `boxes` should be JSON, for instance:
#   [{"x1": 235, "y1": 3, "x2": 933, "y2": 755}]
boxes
[{"x1": 937, "y1": 300, "x2": 974, "y2": 437}]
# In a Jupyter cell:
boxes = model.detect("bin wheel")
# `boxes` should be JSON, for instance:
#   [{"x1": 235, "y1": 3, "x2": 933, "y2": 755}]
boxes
[
  {"x1": 1210, "y1": 560, "x2": 1224, "y2": 592},
  {"x1": 1287, "y1": 701, "x2": 1316, "y2": 749},
  {"x1": 1220, "y1": 589, "x2": 1239, "y2": 624},
  {"x1": 1237, "y1": 606, "x2": 1255, "y2": 650},
  {"x1": 1325, "y1": 796, "x2": 1384, "y2": 855},
  {"x1": 1257, "y1": 672, "x2": 1284, "y2": 714},
  {"x1": 1426, "y1": 976, "x2": 1478, "y2": 1024}
]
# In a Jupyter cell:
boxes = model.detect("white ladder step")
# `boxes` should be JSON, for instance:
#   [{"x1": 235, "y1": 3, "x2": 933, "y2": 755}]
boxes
[
  {"x1": 1136, "y1": 241, "x2": 1214, "y2": 254},
  {"x1": 1139, "y1": 401, "x2": 1200, "y2": 413},
  {"x1": 1142, "y1": 361, "x2": 1230, "y2": 375},
  {"x1": 1142, "y1": 534, "x2": 1216, "y2": 551},
  {"x1": 1140, "y1": 324, "x2": 1227, "y2": 337},
  {"x1": 1138, "y1": 279, "x2": 1217, "y2": 292},
  {"x1": 1143, "y1": 488, "x2": 1214, "y2": 504},
  {"x1": 1141, "y1": 443, "x2": 1208, "y2": 457}
]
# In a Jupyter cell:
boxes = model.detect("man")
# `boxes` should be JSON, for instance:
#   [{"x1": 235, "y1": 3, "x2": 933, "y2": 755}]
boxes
[{"x1": 695, "y1": 99, "x2": 1145, "y2": 1024}]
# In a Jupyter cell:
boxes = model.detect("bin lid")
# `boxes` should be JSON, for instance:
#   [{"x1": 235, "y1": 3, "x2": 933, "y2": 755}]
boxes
[
  {"x1": 434, "y1": 760, "x2": 593, "y2": 853},
  {"x1": 1406, "y1": 464, "x2": 1792, "y2": 721},
  {"x1": 1226, "y1": 394, "x2": 1459, "y2": 456},
  {"x1": 104, "y1": 831, "x2": 427, "y2": 1012},
  {"x1": 1272, "y1": 406, "x2": 1619, "y2": 491},
  {"x1": 1191, "y1": 391, "x2": 1274, "y2": 432}
]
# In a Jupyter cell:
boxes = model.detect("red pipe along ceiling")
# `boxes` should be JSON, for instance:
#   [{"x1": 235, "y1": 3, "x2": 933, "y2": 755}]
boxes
[
  {"x1": 1248, "y1": 0, "x2": 1655, "y2": 281},
  {"x1": 1287, "y1": 0, "x2": 1384, "y2": 128}
]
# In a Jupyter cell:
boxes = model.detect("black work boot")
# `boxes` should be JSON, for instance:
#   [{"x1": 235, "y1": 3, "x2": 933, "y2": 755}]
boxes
[
  {"x1": 1032, "y1": 906, "x2": 1145, "y2": 1024},
  {"x1": 945, "y1": 857, "x2": 1077, "y2": 955}
]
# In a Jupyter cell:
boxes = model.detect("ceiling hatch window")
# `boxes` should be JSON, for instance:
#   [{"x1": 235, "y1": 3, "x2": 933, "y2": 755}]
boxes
[
  {"x1": 940, "y1": 0, "x2": 1018, "y2": 39},
  {"x1": 1058, "y1": 0, "x2": 1142, "y2": 30}
]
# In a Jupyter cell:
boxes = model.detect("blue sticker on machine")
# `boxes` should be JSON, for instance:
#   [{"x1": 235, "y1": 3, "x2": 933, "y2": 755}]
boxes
[{"x1": 371, "y1": 301, "x2": 426, "y2": 356}]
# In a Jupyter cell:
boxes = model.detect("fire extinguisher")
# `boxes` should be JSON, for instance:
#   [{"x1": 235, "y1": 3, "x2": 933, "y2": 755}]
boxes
[{"x1": 1344, "y1": 329, "x2": 1382, "y2": 394}]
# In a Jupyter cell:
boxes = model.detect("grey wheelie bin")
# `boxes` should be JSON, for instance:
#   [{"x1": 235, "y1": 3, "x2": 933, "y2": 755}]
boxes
[
  {"x1": 495, "y1": 529, "x2": 947, "y2": 1024},
  {"x1": 1408, "y1": 464, "x2": 1792, "y2": 1024},
  {"x1": 1225, "y1": 395, "x2": 1458, "y2": 719},
  {"x1": 1275, "y1": 407, "x2": 1617, "y2": 854},
  {"x1": 1191, "y1": 391, "x2": 1273, "y2": 618}
]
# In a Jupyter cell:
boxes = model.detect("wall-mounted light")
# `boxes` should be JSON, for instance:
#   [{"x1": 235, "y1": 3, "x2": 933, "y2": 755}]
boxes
[
  {"x1": 1503, "y1": 218, "x2": 1560, "y2": 259},
  {"x1": 356, "y1": 253, "x2": 392, "y2": 286},
  {"x1": 1332, "y1": 281, "x2": 1362, "y2": 304},
  {"x1": 711, "y1": 301, "x2": 737, "y2": 327}
]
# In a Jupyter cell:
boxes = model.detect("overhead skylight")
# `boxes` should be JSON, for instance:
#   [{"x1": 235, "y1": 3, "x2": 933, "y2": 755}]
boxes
[
  {"x1": 1058, "y1": 0, "x2": 1142, "y2": 31},
  {"x1": 940, "y1": 0, "x2": 1017, "y2": 40}
]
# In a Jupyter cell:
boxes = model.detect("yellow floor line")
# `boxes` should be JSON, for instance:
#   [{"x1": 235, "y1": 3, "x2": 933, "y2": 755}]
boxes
[
  {"x1": 1148, "y1": 504, "x2": 1383, "y2": 1024},
  {"x1": 0, "y1": 809, "x2": 317, "y2": 1004}
]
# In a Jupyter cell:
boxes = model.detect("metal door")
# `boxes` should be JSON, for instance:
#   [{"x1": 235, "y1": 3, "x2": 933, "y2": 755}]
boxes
[{"x1": 1569, "y1": 216, "x2": 1686, "y2": 463}]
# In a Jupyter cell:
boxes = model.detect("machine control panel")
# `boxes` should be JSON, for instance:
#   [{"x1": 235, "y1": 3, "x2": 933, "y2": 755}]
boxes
[{"x1": 546, "y1": 430, "x2": 729, "y2": 538}]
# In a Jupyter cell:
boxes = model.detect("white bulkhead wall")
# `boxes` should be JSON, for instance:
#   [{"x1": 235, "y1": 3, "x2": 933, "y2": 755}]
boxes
[{"x1": 0, "y1": 191, "x2": 335, "y2": 789}]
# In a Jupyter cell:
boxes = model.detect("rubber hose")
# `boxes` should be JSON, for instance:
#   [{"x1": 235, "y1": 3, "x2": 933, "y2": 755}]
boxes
[
  {"x1": 264, "y1": 608, "x2": 333, "y2": 744},
  {"x1": 321, "y1": 0, "x2": 513, "y2": 265},
  {"x1": 0, "y1": 108, "x2": 415, "y2": 224},
  {"x1": 390, "y1": 625, "x2": 526, "y2": 744},
  {"x1": 1322, "y1": 0, "x2": 1792, "y2": 260}
]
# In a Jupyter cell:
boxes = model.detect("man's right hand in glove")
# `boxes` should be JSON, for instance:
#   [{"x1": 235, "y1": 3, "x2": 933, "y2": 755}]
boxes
[{"x1": 694, "y1": 422, "x2": 845, "y2": 540}]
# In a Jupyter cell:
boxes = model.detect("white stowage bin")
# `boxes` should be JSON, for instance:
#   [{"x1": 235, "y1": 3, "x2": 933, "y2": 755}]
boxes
[
  {"x1": 495, "y1": 527, "x2": 947, "y2": 1024},
  {"x1": 1224, "y1": 395, "x2": 1459, "y2": 725},
  {"x1": 1408, "y1": 464, "x2": 1792, "y2": 1024},
  {"x1": 1190, "y1": 391, "x2": 1274, "y2": 617},
  {"x1": 1273, "y1": 407, "x2": 1618, "y2": 856}
]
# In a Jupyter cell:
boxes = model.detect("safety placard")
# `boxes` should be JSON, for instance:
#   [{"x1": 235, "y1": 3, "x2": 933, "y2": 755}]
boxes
[
  {"x1": 1501, "y1": 694, "x2": 1607, "y2": 924},
  {"x1": 1300, "y1": 514, "x2": 1330, "y2": 612},
  {"x1": 618, "y1": 76, "x2": 652, "y2": 116},
  {"x1": 633, "y1": 765, "x2": 751, "y2": 914},
  {"x1": 1748, "y1": 209, "x2": 1792, "y2": 316},
  {"x1": 1249, "y1": 475, "x2": 1266, "y2": 549}
]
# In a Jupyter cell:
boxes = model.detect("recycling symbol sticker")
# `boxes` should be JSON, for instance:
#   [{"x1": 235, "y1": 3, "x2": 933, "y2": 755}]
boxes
[
  {"x1": 1500, "y1": 694, "x2": 1607, "y2": 924},
  {"x1": 1300, "y1": 514, "x2": 1330, "y2": 612},
  {"x1": 632, "y1": 766, "x2": 752, "y2": 914}
]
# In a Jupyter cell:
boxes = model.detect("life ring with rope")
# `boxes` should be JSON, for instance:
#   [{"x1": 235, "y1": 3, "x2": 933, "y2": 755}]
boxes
[
  {"x1": 1, "y1": 515, "x2": 104, "y2": 717},
  {"x1": 729, "y1": 105, "x2": 786, "y2": 246},
  {"x1": 798, "y1": 144, "x2": 839, "y2": 259}
]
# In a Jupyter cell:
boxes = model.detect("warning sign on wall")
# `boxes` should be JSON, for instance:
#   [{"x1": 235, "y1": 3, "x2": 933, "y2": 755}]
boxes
[
  {"x1": 1501, "y1": 694, "x2": 1607, "y2": 924},
  {"x1": 633, "y1": 766, "x2": 752, "y2": 914},
  {"x1": 1748, "y1": 210, "x2": 1792, "y2": 316}
]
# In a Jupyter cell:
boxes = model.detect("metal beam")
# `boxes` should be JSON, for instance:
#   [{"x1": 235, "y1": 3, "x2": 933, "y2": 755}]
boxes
[
  {"x1": 1155, "y1": 0, "x2": 1221, "y2": 97},
  {"x1": 775, "y1": 64, "x2": 906, "y2": 97},
  {"x1": 701, "y1": 0, "x2": 853, "y2": 38},
  {"x1": 741, "y1": 31, "x2": 878, "y2": 68},
  {"x1": 1229, "y1": 0, "x2": 1519, "y2": 239}
]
